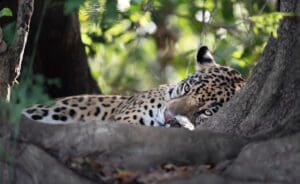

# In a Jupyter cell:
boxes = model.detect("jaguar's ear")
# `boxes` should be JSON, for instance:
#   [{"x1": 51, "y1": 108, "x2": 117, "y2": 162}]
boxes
[{"x1": 196, "y1": 46, "x2": 215, "y2": 67}]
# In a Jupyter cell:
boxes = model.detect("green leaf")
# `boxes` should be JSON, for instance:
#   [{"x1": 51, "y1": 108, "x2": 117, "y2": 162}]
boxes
[
  {"x1": 101, "y1": 0, "x2": 119, "y2": 30},
  {"x1": 64, "y1": 0, "x2": 84, "y2": 15},
  {"x1": 3, "y1": 22, "x2": 16, "y2": 45},
  {"x1": 0, "y1": 8, "x2": 13, "y2": 18},
  {"x1": 221, "y1": 0, "x2": 234, "y2": 22}
]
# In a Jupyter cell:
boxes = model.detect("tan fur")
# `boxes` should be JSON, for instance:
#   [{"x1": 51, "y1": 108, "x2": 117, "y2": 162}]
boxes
[{"x1": 22, "y1": 47, "x2": 245, "y2": 129}]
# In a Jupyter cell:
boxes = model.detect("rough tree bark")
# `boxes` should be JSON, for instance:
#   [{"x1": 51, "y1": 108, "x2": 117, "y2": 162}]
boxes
[
  {"x1": 0, "y1": 0, "x2": 34, "y2": 101},
  {"x1": 1, "y1": 0, "x2": 300, "y2": 184},
  {"x1": 196, "y1": 0, "x2": 300, "y2": 139}
]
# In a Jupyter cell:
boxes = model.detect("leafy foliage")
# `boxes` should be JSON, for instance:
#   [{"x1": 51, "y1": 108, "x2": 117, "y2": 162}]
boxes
[
  {"x1": 2, "y1": 21, "x2": 16, "y2": 46},
  {"x1": 0, "y1": 7, "x2": 15, "y2": 45},
  {"x1": 0, "y1": 7, "x2": 12, "y2": 18},
  {"x1": 64, "y1": 0, "x2": 85, "y2": 15},
  {"x1": 77, "y1": 0, "x2": 283, "y2": 94}
]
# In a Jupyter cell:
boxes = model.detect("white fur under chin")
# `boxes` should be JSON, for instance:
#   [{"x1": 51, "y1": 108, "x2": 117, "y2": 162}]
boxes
[{"x1": 174, "y1": 115, "x2": 195, "y2": 131}]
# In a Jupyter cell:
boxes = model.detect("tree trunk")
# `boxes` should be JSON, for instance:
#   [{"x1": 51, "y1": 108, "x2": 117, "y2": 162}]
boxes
[
  {"x1": 196, "y1": 0, "x2": 300, "y2": 139},
  {"x1": 0, "y1": 0, "x2": 100, "y2": 98},
  {"x1": 24, "y1": 0, "x2": 101, "y2": 98},
  {"x1": 0, "y1": 0, "x2": 34, "y2": 101}
]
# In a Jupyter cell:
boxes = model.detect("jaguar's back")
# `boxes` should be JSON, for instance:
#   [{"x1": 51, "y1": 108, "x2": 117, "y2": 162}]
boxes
[{"x1": 22, "y1": 46, "x2": 245, "y2": 130}]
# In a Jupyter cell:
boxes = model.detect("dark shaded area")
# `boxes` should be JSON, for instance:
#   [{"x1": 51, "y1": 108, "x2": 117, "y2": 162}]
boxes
[
  {"x1": 0, "y1": 0, "x2": 34, "y2": 101},
  {"x1": 0, "y1": 138, "x2": 94, "y2": 184},
  {"x1": 26, "y1": 0, "x2": 101, "y2": 97},
  {"x1": 0, "y1": 0, "x2": 101, "y2": 98}
]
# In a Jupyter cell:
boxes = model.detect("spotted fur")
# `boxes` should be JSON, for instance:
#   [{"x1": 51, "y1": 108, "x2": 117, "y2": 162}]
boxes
[{"x1": 22, "y1": 46, "x2": 245, "y2": 129}]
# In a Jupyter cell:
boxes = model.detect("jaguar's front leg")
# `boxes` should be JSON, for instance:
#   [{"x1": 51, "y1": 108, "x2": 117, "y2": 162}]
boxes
[{"x1": 164, "y1": 108, "x2": 195, "y2": 131}]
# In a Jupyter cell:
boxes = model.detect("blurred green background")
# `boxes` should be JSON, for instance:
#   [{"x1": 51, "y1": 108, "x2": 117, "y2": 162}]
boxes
[{"x1": 74, "y1": 0, "x2": 281, "y2": 94}]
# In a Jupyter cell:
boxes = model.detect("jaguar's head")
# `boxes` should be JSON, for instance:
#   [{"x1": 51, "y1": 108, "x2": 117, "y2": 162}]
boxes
[
  {"x1": 168, "y1": 45, "x2": 218, "y2": 99},
  {"x1": 165, "y1": 46, "x2": 245, "y2": 127}
]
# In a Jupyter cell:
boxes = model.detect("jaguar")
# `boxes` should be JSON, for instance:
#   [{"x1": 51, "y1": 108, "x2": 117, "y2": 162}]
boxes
[{"x1": 22, "y1": 46, "x2": 245, "y2": 130}]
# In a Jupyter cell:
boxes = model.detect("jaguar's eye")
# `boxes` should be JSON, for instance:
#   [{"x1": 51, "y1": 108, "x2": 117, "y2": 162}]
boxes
[{"x1": 204, "y1": 109, "x2": 213, "y2": 116}]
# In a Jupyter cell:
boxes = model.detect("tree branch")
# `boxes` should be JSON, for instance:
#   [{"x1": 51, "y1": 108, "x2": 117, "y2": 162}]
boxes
[
  {"x1": 17, "y1": 116, "x2": 247, "y2": 171},
  {"x1": 9, "y1": 0, "x2": 34, "y2": 85},
  {"x1": 0, "y1": 0, "x2": 34, "y2": 101}
]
